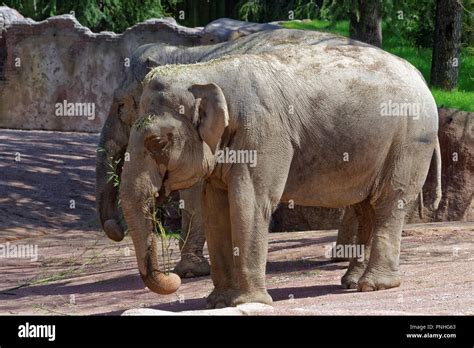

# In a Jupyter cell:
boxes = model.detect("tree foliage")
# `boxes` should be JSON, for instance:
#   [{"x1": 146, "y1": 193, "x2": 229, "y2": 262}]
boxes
[
  {"x1": 2, "y1": 0, "x2": 171, "y2": 32},
  {"x1": 3, "y1": 0, "x2": 472, "y2": 50},
  {"x1": 430, "y1": 0, "x2": 463, "y2": 90}
]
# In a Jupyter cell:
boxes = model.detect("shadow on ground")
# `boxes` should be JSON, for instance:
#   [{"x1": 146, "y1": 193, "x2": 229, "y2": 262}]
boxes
[{"x1": 0, "y1": 130, "x2": 100, "y2": 241}]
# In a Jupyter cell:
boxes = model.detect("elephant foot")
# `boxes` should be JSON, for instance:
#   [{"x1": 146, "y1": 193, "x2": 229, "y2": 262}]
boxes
[
  {"x1": 341, "y1": 262, "x2": 367, "y2": 289},
  {"x1": 173, "y1": 253, "x2": 210, "y2": 278},
  {"x1": 341, "y1": 275, "x2": 359, "y2": 289},
  {"x1": 206, "y1": 288, "x2": 272, "y2": 308},
  {"x1": 230, "y1": 289, "x2": 273, "y2": 307},
  {"x1": 357, "y1": 271, "x2": 401, "y2": 292},
  {"x1": 206, "y1": 289, "x2": 236, "y2": 309}
]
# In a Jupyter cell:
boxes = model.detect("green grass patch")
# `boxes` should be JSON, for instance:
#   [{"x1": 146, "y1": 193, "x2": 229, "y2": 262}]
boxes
[
  {"x1": 283, "y1": 19, "x2": 350, "y2": 37},
  {"x1": 431, "y1": 89, "x2": 474, "y2": 112},
  {"x1": 282, "y1": 20, "x2": 473, "y2": 112}
]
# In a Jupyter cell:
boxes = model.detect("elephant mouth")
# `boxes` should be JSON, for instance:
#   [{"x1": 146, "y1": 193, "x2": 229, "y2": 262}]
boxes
[{"x1": 155, "y1": 172, "x2": 169, "y2": 205}]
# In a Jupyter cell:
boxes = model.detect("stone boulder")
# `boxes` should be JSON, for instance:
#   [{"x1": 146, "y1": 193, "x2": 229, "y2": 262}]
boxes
[
  {"x1": 122, "y1": 303, "x2": 274, "y2": 316},
  {"x1": 0, "y1": 6, "x2": 25, "y2": 28},
  {"x1": 0, "y1": 6, "x2": 25, "y2": 82}
]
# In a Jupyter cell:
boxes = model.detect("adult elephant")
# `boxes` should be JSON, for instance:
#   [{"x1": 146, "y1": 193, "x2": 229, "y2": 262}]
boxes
[
  {"x1": 96, "y1": 29, "x2": 371, "y2": 278},
  {"x1": 120, "y1": 38, "x2": 441, "y2": 307}
]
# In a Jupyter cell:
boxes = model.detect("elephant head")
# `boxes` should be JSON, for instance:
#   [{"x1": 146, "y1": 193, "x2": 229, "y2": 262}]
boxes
[
  {"x1": 96, "y1": 79, "x2": 140, "y2": 242},
  {"x1": 120, "y1": 78, "x2": 229, "y2": 294},
  {"x1": 96, "y1": 55, "x2": 161, "y2": 242}
]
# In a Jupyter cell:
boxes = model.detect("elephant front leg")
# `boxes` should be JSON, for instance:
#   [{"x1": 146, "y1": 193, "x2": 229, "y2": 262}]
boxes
[
  {"x1": 174, "y1": 183, "x2": 210, "y2": 278},
  {"x1": 227, "y1": 188, "x2": 276, "y2": 306},
  {"x1": 202, "y1": 181, "x2": 238, "y2": 309}
]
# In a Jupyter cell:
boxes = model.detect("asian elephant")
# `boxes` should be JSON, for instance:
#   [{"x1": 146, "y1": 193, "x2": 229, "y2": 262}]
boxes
[
  {"x1": 96, "y1": 29, "x2": 372, "y2": 278},
  {"x1": 119, "y1": 38, "x2": 441, "y2": 307}
]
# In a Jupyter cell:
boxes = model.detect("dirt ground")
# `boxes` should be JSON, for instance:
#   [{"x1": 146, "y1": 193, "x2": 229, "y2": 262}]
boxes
[{"x1": 0, "y1": 129, "x2": 473, "y2": 315}]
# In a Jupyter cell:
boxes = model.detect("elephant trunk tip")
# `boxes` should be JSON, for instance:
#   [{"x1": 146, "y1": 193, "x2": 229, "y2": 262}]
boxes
[
  {"x1": 104, "y1": 219, "x2": 126, "y2": 242},
  {"x1": 140, "y1": 270, "x2": 181, "y2": 295},
  {"x1": 140, "y1": 229, "x2": 181, "y2": 294}
]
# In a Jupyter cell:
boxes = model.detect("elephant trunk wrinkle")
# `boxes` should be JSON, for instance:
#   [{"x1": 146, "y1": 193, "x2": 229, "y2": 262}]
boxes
[{"x1": 121, "y1": 176, "x2": 180, "y2": 295}]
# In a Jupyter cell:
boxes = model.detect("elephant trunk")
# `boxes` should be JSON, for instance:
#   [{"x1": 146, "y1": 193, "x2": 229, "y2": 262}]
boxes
[
  {"x1": 96, "y1": 101, "x2": 128, "y2": 242},
  {"x1": 120, "y1": 161, "x2": 181, "y2": 295},
  {"x1": 143, "y1": 232, "x2": 182, "y2": 295}
]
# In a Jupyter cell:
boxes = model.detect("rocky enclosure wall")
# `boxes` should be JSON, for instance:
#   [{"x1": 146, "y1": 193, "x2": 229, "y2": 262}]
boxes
[
  {"x1": 0, "y1": 7, "x2": 277, "y2": 132},
  {"x1": 0, "y1": 9, "x2": 200, "y2": 132}
]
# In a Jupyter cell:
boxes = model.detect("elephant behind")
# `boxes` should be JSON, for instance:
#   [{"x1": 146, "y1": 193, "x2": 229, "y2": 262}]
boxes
[{"x1": 96, "y1": 29, "x2": 373, "y2": 277}]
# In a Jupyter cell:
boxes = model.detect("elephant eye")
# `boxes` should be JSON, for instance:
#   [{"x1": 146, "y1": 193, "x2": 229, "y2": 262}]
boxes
[
  {"x1": 117, "y1": 103, "x2": 127, "y2": 122},
  {"x1": 117, "y1": 103, "x2": 124, "y2": 116}
]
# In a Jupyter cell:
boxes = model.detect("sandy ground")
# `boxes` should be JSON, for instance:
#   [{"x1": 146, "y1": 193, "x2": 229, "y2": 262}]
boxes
[{"x1": 0, "y1": 129, "x2": 473, "y2": 315}]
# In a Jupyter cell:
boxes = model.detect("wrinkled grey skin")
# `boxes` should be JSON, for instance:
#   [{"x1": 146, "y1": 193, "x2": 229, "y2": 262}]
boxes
[
  {"x1": 121, "y1": 39, "x2": 440, "y2": 307},
  {"x1": 96, "y1": 29, "x2": 369, "y2": 278}
]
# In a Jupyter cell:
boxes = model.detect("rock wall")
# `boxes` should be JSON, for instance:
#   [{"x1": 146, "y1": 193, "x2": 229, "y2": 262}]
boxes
[
  {"x1": 0, "y1": 6, "x2": 276, "y2": 132},
  {"x1": 0, "y1": 9, "x2": 201, "y2": 132}
]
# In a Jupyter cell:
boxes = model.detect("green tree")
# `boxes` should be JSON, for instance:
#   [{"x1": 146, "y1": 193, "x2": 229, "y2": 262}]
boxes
[
  {"x1": 349, "y1": 0, "x2": 383, "y2": 47},
  {"x1": 3, "y1": 0, "x2": 171, "y2": 32},
  {"x1": 430, "y1": 0, "x2": 463, "y2": 90}
]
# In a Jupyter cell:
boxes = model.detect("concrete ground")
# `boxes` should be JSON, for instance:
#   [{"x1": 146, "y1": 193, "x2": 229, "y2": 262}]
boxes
[{"x1": 0, "y1": 129, "x2": 473, "y2": 315}]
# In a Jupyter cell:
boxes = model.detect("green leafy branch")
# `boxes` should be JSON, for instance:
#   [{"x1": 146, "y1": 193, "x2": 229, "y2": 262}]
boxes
[{"x1": 147, "y1": 198, "x2": 191, "y2": 275}]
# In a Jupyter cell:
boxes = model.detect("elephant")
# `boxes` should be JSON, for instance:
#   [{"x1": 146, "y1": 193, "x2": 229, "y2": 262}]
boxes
[
  {"x1": 96, "y1": 28, "x2": 372, "y2": 278},
  {"x1": 199, "y1": 18, "x2": 280, "y2": 44},
  {"x1": 119, "y1": 38, "x2": 441, "y2": 308}
]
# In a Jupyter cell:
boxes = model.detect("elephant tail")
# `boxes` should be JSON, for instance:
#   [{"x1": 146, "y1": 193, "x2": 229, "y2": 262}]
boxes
[
  {"x1": 417, "y1": 137, "x2": 442, "y2": 219},
  {"x1": 418, "y1": 191, "x2": 424, "y2": 219},
  {"x1": 432, "y1": 136, "x2": 442, "y2": 210}
]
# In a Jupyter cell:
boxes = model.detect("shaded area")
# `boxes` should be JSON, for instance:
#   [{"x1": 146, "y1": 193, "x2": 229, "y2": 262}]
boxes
[{"x1": 0, "y1": 129, "x2": 100, "y2": 241}]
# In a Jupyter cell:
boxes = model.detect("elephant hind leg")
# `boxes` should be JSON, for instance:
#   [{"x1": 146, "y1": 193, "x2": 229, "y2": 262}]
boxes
[
  {"x1": 341, "y1": 202, "x2": 375, "y2": 289},
  {"x1": 173, "y1": 183, "x2": 210, "y2": 278},
  {"x1": 357, "y1": 188, "x2": 410, "y2": 292},
  {"x1": 333, "y1": 207, "x2": 357, "y2": 262},
  {"x1": 357, "y1": 140, "x2": 434, "y2": 292}
]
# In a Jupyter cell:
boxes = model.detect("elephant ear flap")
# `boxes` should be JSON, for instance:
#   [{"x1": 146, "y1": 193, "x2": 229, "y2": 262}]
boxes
[
  {"x1": 145, "y1": 57, "x2": 159, "y2": 70},
  {"x1": 188, "y1": 83, "x2": 229, "y2": 154}
]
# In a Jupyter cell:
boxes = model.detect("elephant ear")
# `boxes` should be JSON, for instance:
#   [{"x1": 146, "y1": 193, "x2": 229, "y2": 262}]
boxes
[
  {"x1": 145, "y1": 57, "x2": 159, "y2": 70},
  {"x1": 188, "y1": 83, "x2": 229, "y2": 154}
]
